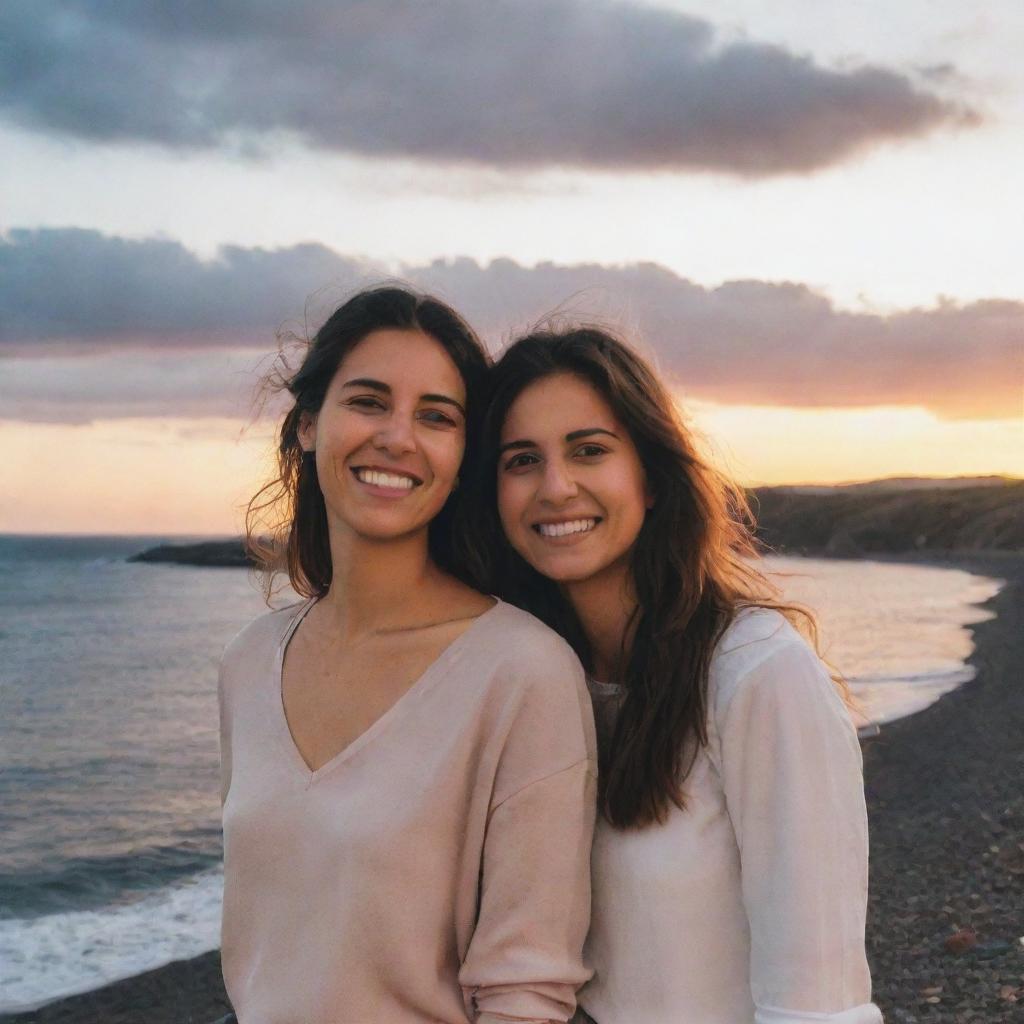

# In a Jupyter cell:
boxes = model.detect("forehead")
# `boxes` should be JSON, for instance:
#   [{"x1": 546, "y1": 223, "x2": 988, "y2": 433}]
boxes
[
  {"x1": 336, "y1": 328, "x2": 465, "y2": 397},
  {"x1": 501, "y1": 372, "x2": 618, "y2": 439}
]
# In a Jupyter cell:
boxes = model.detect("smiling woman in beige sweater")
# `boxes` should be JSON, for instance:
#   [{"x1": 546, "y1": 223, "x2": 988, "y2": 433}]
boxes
[{"x1": 218, "y1": 287, "x2": 596, "y2": 1024}]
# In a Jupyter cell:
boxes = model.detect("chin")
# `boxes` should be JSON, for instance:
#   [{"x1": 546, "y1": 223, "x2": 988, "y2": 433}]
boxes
[
  {"x1": 524, "y1": 552, "x2": 603, "y2": 585},
  {"x1": 340, "y1": 509, "x2": 433, "y2": 542}
]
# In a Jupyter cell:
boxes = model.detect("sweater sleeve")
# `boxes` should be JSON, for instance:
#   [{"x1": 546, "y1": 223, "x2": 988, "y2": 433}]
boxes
[
  {"x1": 714, "y1": 640, "x2": 882, "y2": 1024},
  {"x1": 217, "y1": 660, "x2": 232, "y2": 807},
  {"x1": 459, "y1": 638, "x2": 598, "y2": 1024}
]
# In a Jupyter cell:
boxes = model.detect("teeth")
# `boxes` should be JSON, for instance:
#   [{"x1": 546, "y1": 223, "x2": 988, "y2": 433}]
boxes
[
  {"x1": 537, "y1": 518, "x2": 597, "y2": 538},
  {"x1": 356, "y1": 469, "x2": 416, "y2": 489}
]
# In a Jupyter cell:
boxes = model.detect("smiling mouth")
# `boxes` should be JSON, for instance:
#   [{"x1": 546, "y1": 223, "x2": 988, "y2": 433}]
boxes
[
  {"x1": 351, "y1": 467, "x2": 422, "y2": 490},
  {"x1": 533, "y1": 517, "x2": 601, "y2": 538}
]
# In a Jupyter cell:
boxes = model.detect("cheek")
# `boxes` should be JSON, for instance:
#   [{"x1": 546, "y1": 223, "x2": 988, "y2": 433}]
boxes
[
  {"x1": 496, "y1": 476, "x2": 529, "y2": 540},
  {"x1": 446, "y1": 437, "x2": 466, "y2": 476},
  {"x1": 425, "y1": 432, "x2": 465, "y2": 483},
  {"x1": 608, "y1": 466, "x2": 649, "y2": 532},
  {"x1": 318, "y1": 414, "x2": 359, "y2": 455}
]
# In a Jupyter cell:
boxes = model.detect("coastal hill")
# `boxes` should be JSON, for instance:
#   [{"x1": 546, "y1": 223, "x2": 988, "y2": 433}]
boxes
[
  {"x1": 128, "y1": 476, "x2": 1024, "y2": 566},
  {"x1": 753, "y1": 477, "x2": 1024, "y2": 556}
]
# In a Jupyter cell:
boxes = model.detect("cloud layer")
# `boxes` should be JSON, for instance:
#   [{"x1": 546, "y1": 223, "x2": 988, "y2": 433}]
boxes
[
  {"x1": 1, "y1": 0, "x2": 974, "y2": 176},
  {"x1": 0, "y1": 228, "x2": 364, "y2": 346},
  {"x1": 2, "y1": 228, "x2": 1019, "y2": 423}
]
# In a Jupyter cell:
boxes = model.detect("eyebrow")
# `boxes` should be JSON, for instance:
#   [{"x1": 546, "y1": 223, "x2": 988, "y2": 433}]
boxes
[
  {"x1": 498, "y1": 426, "x2": 619, "y2": 455},
  {"x1": 342, "y1": 377, "x2": 466, "y2": 416}
]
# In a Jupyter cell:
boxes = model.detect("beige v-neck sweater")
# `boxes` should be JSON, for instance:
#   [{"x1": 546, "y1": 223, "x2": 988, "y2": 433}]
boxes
[{"x1": 219, "y1": 598, "x2": 597, "y2": 1024}]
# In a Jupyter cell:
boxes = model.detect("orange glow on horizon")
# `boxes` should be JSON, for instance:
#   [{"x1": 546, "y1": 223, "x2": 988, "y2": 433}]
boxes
[
  {"x1": 1, "y1": 406, "x2": 1021, "y2": 535},
  {"x1": 0, "y1": 418, "x2": 276, "y2": 536},
  {"x1": 686, "y1": 399, "x2": 1023, "y2": 488}
]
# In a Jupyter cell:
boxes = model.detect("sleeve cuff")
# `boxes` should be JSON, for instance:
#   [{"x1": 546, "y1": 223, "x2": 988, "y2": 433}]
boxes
[
  {"x1": 756, "y1": 1002, "x2": 883, "y2": 1024},
  {"x1": 471, "y1": 979, "x2": 579, "y2": 1023},
  {"x1": 477, "y1": 1014, "x2": 563, "y2": 1024}
]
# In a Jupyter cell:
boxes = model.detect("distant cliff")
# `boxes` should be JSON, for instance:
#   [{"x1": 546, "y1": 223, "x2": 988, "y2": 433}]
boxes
[
  {"x1": 128, "y1": 478, "x2": 1024, "y2": 566},
  {"x1": 752, "y1": 479, "x2": 1024, "y2": 556},
  {"x1": 127, "y1": 539, "x2": 255, "y2": 567}
]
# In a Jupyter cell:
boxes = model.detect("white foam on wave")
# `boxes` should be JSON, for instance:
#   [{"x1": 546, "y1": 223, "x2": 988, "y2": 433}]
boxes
[
  {"x1": 0, "y1": 867, "x2": 223, "y2": 1013},
  {"x1": 848, "y1": 665, "x2": 978, "y2": 726}
]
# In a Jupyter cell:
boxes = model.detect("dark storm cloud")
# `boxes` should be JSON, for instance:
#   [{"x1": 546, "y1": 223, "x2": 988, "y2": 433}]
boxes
[
  {"x1": 0, "y1": 0, "x2": 974, "y2": 175},
  {"x1": 2, "y1": 229, "x2": 1019, "y2": 423}
]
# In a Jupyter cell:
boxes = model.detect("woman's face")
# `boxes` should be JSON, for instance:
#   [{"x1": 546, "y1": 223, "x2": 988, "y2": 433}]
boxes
[
  {"x1": 299, "y1": 328, "x2": 467, "y2": 544},
  {"x1": 497, "y1": 372, "x2": 651, "y2": 586}
]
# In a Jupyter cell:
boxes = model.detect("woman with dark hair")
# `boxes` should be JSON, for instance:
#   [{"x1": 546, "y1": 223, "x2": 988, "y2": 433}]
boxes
[
  {"x1": 218, "y1": 287, "x2": 596, "y2": 1024},
  {"x1": 480, "y1": 326, "x2": 880, "y2": 1024}
]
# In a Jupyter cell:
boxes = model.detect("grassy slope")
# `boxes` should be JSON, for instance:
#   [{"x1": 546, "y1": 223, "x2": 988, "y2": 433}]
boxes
[{"x1": 752, "y1": 480, "x2": 1024, "y2": 556}]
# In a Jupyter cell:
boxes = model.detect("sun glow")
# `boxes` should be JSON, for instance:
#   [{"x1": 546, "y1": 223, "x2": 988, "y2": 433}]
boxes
[
  {"x1": 688, "y1": 400, "x2": 1024, "y2": 487},
  {"x1": 1, "y1": 404, "x2": 1020, "y2": 535},
  {"x1": 0, "y1": 418, "x2": 276, "y2": 536}
]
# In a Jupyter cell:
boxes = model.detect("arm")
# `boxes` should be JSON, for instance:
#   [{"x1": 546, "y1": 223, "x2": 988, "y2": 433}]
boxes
[
  {"x1": 458, "y1": 640, "x2": 598, "y2": 1024},
  {"x1": 467, "y1": 761, "x2": 597, "y2": 1024},
  {"x1": 715, "y1": 640, "x2": 882, "y2": 1024}
]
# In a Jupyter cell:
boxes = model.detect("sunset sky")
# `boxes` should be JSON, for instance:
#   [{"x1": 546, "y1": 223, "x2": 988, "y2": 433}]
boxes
[{"x1": 2, "y1": 0, "x2": 1021, "y2": 535}]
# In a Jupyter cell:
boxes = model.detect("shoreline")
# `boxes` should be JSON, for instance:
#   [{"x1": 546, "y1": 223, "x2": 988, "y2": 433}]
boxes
[{"x1": 3, "y1": 551, "x2": 1022, "y2": 1023}]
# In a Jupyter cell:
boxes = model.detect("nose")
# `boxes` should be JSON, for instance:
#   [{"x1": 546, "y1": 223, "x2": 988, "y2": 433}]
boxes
[
  {"x1": 373, "y1": 413, "x2": 416, "y2": 457},
  {"x1": 537, "y1": 459, "x2": 578, "y2": 505}
]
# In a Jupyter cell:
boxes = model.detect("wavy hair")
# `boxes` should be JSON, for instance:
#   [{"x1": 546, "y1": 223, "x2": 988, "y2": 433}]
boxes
[
  {"x1": 246, "y1": 285, "x2": 490, "y2": 599},
  {"x1": 476, "y1": 326, "x2": 840, "y2": 829}
]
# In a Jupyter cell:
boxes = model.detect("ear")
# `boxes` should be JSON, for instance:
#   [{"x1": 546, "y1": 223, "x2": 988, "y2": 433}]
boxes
[{"x1": 297, "y1": 411, "x2": 317, "y2": 453}]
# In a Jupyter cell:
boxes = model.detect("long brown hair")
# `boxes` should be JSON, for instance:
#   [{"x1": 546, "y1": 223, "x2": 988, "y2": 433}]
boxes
[
  {"x1": 476, "y1": 326, "x2": 837, "y2": 829},
  {"x1": 246, "y1": 285, "x2": 490, "y2": 598}
]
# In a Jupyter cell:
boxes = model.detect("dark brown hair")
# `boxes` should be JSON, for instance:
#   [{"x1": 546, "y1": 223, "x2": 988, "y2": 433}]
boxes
[
  {"x1": 247, "y1": 285, "x2": 490, "y2": 598},
  {"x1": 476, "y1": 326, "x2": 835, "y2": 829}
]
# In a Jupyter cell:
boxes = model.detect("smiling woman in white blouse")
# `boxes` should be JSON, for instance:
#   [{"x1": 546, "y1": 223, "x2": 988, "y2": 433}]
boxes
[
  {"x1": 218, "y1": 287, "x2": 596, "y2": 1024},
  {"x1": 477, "y1": 325, "x2": 881, "y2": 1024}
]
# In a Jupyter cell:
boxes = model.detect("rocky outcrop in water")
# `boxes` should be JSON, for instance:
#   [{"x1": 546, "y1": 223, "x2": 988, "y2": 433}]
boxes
[{"x1": 127, "y1": 540, "x2": 254, "y2": 568}]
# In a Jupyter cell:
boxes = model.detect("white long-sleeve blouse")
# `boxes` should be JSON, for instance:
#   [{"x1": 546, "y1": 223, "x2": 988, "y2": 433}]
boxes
[{"x1": 578, "y1": 608, "x2": 882, "y2": 1024}]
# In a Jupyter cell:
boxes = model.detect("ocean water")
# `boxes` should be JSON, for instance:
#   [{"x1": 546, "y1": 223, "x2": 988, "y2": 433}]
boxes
[
  {"x1": 764, "y1": 555, "x2": 1003, "y2": 727},
  {"x1": 0, "y1": 535, "x2": 1004, "y2": 1012}
]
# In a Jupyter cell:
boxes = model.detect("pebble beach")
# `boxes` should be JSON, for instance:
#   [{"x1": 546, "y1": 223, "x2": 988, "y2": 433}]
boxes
[
  {"x1": 862, "y1": 552, "x2": 1024, "y2": 1022},
  {"x1": 2, "y1": 551, "x2": 1021, "y2": 1024}
]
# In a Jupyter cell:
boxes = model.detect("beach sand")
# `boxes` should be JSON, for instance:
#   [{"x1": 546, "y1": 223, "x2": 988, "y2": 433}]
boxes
[{"x1": 3, "y1": 552, "x2": 1021, "y2": 1024}]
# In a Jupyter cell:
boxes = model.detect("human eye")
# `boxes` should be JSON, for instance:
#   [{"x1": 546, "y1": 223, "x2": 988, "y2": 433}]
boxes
[
  {"x1": 502, "y1": 451, "x2": 540, "y2": 471},
  {"x1": 418, "y1": 407, "x2": 458, "y2": 428},
  {"x1": 574, "y1": 442, "x2": 608, "y2": 458},
  {"x1": 346, "y1": 395, "x2": 386, "y2": 411}
]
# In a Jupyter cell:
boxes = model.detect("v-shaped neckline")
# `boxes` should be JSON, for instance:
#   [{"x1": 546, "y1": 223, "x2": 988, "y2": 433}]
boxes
[{"x1": 275, "y1": 596, "x2": 502, "y2": 785}]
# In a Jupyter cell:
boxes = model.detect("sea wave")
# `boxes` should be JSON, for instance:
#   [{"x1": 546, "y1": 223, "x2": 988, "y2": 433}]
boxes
[
  {"x1": 0, "y1": 867, "x2": 223, "y2": 1014},
  {"x1": 848, "y1": 665, "x2": 978, "y2": 725},
  {"x1": 0, "y1": 842, "x2": 222, "y2": 920}
]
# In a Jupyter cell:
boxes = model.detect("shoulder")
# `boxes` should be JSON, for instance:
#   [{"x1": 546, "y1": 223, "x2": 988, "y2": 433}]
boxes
[
  {"x1": 220, "y1": 599, "x2": 308, "y2": 679},
  {"x1": 475, "y1": 600, "x2": 585, "y2": 678},
  {"x1": 709, "y1": 607, "x2": 838, "y2": 722},
  {"x1": 713, "y1": 606, "x2": 800, "y2": 663},
  {"x1": 464, "y1": 600, "x2": 590, "y2": 713},
  {"x1": 466, "y1": 602, "x2": 596, "y2": 797}
]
